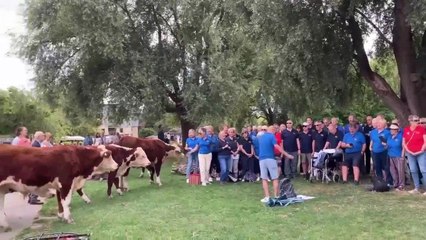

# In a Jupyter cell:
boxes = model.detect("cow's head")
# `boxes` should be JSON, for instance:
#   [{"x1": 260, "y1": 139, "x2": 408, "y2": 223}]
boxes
[
  {"x1": 93, "y1": 145, "x2": 118, "y2": 174},
  {"x1": 129, "y1": 147, "x2": 151, "y2": 168},
  {"x1": 165, "y1": 143, "x2": 184, "y2": 158},
  {"x1": 116, "y1": 147, "x2": 150, "y2": 176}
]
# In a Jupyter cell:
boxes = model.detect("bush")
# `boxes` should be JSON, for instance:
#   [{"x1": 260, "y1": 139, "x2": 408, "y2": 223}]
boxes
[{"x1": 139, "y1": 128, "x2": 156, "y2": 138}]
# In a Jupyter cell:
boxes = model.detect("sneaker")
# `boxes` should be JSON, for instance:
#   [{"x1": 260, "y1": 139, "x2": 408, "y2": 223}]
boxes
[
  {"x1": 267, "y1": 179, "x2": 271, "y2": 182},
  {"x1": 242, "y1": 179, "x2": 245, "y2": 182},
  {"x1": 186, "y1": 179, "x2": 189, "y2": 184},
  {"x1": 216, "y1": 177, "x2": 220, "y2": 181},
  {"x1": 256, "y1": 177, "x2": 260, "y2": 182},
  {"x1": 423, "y1": 192, "x2": 426, "y2": 196},
  {"x1": 342, "y1": 181, "x2": 348, "y2": 184},
  {"x1": 260, "y1": 197, "x2": 270, "y2": 203},
  {"x1": 201, "y1": 183, "x2": 207, "y2": 186},
  {"x1": 354, "y1": 181, "x2": 360, "y2": 186},
  {"x1": 208, "y1": 177, "x2": 213, "y2": 182},
  {"x1": 228, "y1": 175, "x2": 237, "y2": 182},
  {"x1": 409, "y1": 189, "x2": 420, "y2": 194}
]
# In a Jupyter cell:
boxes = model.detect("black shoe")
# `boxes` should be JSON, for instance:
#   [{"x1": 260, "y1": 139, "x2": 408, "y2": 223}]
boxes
[
  {"x1": 342, "y1": 181, "x2": 348, "y2": 184},
  {"x1": 354, "y1": 181, "x2": 360, "y2": 185},
  {"x1": 28, "y1": 199, "x2": 43, "y2": 205}
]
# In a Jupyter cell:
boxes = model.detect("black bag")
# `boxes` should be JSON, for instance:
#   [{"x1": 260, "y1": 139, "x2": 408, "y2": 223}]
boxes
[
  {"x1": 372, "y1": 176, "x2": 390, "y2": 192},
  {"x1": 279, "y1": 178, "x2": 297, "y2": 199},
  {"x1": 243, "y1": 172, "x2": 257, "y2": 182}
]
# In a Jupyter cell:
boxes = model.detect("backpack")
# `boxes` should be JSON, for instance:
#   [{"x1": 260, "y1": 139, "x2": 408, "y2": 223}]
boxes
[
  {"x1": 265, "y1": 178, "x2": 302, "y2": 207},
  {"x1": 279, "y1": 178, "x2": 297, "y2": 199},
  {"x1": 243, "y1": 172, "x2": 257, "y2": 182}
]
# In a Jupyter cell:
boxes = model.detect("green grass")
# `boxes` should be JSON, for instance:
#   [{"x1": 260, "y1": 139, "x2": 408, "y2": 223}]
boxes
[{"x1": 20, "y1": 161, "x2": 426, "y2": 240}]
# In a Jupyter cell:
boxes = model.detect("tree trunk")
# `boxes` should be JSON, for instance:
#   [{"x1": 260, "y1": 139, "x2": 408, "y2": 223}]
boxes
[
  {"x1": 393, "y1": 0, "x2": 424, "y2": 119},
  {"x1": 346, "y1": 15, "x2": 411, "y2": 126},
  {"x1": 179, "y1": 117, "x2": 196, "y2": 149}
]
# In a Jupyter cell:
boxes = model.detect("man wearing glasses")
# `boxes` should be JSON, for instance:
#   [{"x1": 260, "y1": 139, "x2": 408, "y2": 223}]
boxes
[
  {"x1": 281, "y1": 120, "x2": 300, "y2": 178},
  {"x1": 299, "y1": 122, "x2": 313, "y2": 176},
  {"x1": 312, "y1": 121, "x2": 328, "y2": 154}
]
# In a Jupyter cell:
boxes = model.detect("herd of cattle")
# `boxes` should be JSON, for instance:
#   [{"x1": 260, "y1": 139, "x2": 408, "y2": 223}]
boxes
[{"x1": 0, "y1": 136, "x2": 181, "y2": 231}]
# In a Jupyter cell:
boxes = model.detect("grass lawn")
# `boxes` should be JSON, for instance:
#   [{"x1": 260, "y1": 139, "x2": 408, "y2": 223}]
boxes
[{"x1": 20, "y1": 161, "x2": 426, "y2": 240}]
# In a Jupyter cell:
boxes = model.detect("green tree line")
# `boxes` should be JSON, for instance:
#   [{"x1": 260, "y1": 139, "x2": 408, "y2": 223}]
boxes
[{"x1": 15, "y1": 0, "x2": 425, "y2": 142}]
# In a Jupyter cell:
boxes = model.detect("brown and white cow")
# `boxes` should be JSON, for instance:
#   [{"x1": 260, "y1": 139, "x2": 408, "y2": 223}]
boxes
[
  {"x1": 118, "y1": 136, "x2": 181, "y2": 188},
  {"x1": 0, "y1": 144, "x2": 117, "y2": 230},
  {"x1": 74, "y1": 144, "x2": 151, "y2": 199}
]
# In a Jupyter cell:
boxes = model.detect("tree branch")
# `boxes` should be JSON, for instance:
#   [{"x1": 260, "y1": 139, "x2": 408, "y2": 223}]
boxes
[{"x1": 354, "y1": 9, "x2": 393, "y2": 47}]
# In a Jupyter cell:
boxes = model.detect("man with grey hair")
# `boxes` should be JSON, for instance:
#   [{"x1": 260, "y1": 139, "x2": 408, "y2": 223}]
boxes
[{"x1": 30, "y1": 131, "x2": 45, "y2": 205}]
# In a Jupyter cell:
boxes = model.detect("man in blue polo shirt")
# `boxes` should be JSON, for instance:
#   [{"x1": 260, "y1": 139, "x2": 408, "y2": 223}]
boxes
[
  {"x1": 258, "y1": 126, "x2": 294, "y2": 203},
  {"x1": 299, "y1": 122, "x2": 313, "y2": 176},
  {"x1": 341, "y1": 123, "x2": 366, "y2": 185},
  {"x1": 312, "y1": 121, "x2": 328, "y2": 153},
  {"x1": 281, "y1": 119, "x2": 300, "y2": 178},
  {"x1": 369, "y1": 117, "x2": 391, "y2": 182}
]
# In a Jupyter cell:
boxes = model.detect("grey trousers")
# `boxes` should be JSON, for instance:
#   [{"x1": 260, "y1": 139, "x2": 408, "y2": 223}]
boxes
[
  {"x1": 284, "y1": 151, "x2": 299, "y2": 178},
  {"x1": 389, "y1": 157, "x2": 406, "y2": 188}
]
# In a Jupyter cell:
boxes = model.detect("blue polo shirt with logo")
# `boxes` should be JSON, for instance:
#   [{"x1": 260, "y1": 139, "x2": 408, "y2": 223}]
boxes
[
  {"x1": 387, "y1": 133, "x2": 403, "y2": 158},
  {"x1": 313, "y1": 130, "x2": 328, "y2": 152},
  {"x1": 326, "y1": 131, "x2": 344, "y2": 149},
  {"x1": 343, "y1": 132, "x2": 366, "y2": 153},
  {"x1": 299, "y1": 131, "x2": 313, "y2": 153},
  {"x1": 370, "y1": 129, "x2": 391, "y2": 153},
  {"x1": 186, "y1": 137, "x2": 198, "y2": 150},
  {"x1": 281, "y1": 129, "x2": 299, "y2": 152},
  {"x1": 258, "y1": 132, "x2": 277, "y2": 160},
  {"x1": 197, "y1": 137, "x2": 211, "y2": 154}
]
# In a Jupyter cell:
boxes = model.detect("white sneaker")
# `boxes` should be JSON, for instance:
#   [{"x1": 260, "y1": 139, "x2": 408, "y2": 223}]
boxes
[
  {"x1": 256, "y1": 177, "x2": 260, "y2": 182},
  {"x1": 216, "y1": 177, "x2": 220, "y2": 181},
  {"x1": 423, "y1": 192, "x2": 426, "y2": 196},
  {"x1": 409, "y1": 189, "x2": 420, "y2": 194},
  {"x1": 260, "y1": 197, "x2": 270, "y2": 203},
  {"x1": 202, "y1": 183, "x2": 207, "y2": 186},
  {"x1": 208, "y1": 177, "x2": 213, "y2": 182},
  {"x1": 186, "y1": 179, "x2": 189, "y2": 184},
  {"x1": 267, "y1": 179, "x2": 271, "y2": 182}
]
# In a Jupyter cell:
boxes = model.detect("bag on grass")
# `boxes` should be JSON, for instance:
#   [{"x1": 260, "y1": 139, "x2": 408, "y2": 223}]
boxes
[
  {"x1": 266, "y1": 178, "x2": 302, "y2": 207},
  {"x1": 243, "y1": 172, "x2": 257, "y2": 182},
  {"x1": 279, "y1": 178, "x2": 297, "y2": 199}
]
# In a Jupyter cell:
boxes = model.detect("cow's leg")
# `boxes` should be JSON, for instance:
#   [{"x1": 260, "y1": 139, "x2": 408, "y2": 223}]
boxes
[
  {"x1": 149, "y1": 165, "x2": 155, "y2": 184},
  {"x1": 122, "y1": 176, "x2": 129, "y2": 192},
  {"x1": 107, "y1": 172, "x2": 115, "y2": 198},
  {"x1": 0, "y1": 192, "x2": 11, "y2": 232},
  {"x1": 155, "y1": 162, "x2": 163, "y2": 186},
  {"x1": 56, "y1": 190, "x2": 64, "y2": 219},
  {"x1": 139, "y1": 167, "x2": 145, "y2": 178},
  {"x1": 122, "y1": 168, "x2": 130, "y2": 192},
  {"x1": 114, "y1": 177, "x2": 123, "y2": 196},
  {"x1": 60, "y1": 185, "x2": 74, "y2": 224},
  {"x1": 76, "y1": 188, "x2": 91, "y2": 204}
]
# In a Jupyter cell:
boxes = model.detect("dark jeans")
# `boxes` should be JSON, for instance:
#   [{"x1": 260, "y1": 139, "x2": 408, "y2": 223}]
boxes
[
  {"x1": 364, "y1": 147, "x2": 371, "y2": 174},
  {"x1": 209, "y1": 152, "x2": 220, "y2": 175},
  {"x1": 218, "y1": 155, "x2": 231, "y2": 182},
  {"x1": 240, "y1": 155, "x2": 254, "y2": 177},
  {"x1": 373, "y1": 151, "x2": 387, "y2": 179},
  {"x1": 254, "y1": 157, "x2": 260, "y2": 174}
]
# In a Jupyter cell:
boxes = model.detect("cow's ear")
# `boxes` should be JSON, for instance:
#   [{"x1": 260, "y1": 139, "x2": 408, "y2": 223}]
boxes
[
  {"x1": 134, "y1": 152, "x2": 139, "y2": 158},
  {"x1": 103, "y1": 151, "x2": 111, "y2": 158}
]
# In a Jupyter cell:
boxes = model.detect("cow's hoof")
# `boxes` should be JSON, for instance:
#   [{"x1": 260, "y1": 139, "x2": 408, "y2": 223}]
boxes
[
  {"x1": 158, "y1": 183, "x2": 162, "y2": 187},
  {"x1": 57, "y1": 213, "x2": 64, "y2": 220},
  {"x1": 65, "y1": 218, "x2": 75, "y2": 224},
  {"x1": 150, "y1": 181, "x2": 154, "y2": 185},
  {"x1": 0, "y1": 226, "x2": 12, "y2": 232},
  {"x1": 108, "y1": 195, "x2": 113, "y2": 199},
  {"x1": 139, "y1": 173, "x2": 144, "y2": 178},
  {"x1": 116, "y1": 189, "x2": 123, "y2": 195},
  {"x1": 85, "y1": 200, "x2": 91, "y2": 204}
]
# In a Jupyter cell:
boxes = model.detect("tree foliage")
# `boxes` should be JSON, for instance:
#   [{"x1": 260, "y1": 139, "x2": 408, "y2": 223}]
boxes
[{"x1": 17, "y1": 0, "x2": 426, "y2": 138}]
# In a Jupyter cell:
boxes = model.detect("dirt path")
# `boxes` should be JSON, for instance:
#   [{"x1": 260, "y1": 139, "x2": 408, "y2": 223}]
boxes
[{"x1": 0, "y1": 192, "x2": 42, "y2": 240}]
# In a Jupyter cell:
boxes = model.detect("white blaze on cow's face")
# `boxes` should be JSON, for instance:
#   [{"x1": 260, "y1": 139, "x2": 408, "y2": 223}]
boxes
[
  {"x1": 93, "y1": 145, "x2": 118, "y2": 174},
  {"x1": 129, "y1": 147, "x2": 150, "y2": 168}
]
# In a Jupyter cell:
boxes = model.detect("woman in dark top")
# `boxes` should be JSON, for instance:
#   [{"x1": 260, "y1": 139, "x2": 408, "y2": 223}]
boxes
[
  {"x1": 238, "y1": 128, "x2": 255, "y2": 181},
  {"x1": 217, "y1": 131, "x2": 232, "y2": 184}
]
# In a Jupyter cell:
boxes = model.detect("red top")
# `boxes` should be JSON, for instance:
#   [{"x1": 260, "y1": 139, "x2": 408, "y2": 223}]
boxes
[
  {"x1": 403, "y1": 126, "x2": 425, "y2": 153},
  {"x1": 274, "y1": 132, "x2": 282, "y2": 156}
]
